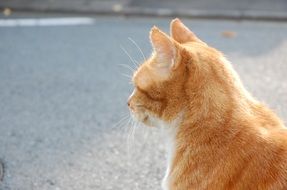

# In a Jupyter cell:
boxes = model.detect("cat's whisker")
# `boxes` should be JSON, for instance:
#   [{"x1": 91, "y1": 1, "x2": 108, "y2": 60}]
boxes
[
  {"x1": 125, "y1": 117, "x2": 132, "y2": 142},
  {"x1": 121, "y1": 73, "x2": 132, "y2": 80},
  {"x1": 126, "y1": 117, "x2": 137, "y2": 171},
  {"x1": 128, "y1": 37, "x2": 146, "y2": 62},
  {"x1": 141, "y1": 123, "x2": 150, "y2": 146},
  {"x1": 117, "y1": 116, "x2": 129, "y2": 128},
  {"x1": 125, "y1": 116, "x2": 134, "y2": 133},
  {"x1": 125, "y1": 116, "x2": 133, "y2": 177},
  {"x1": 120, "y1": 45, "x2": 139, "y2": 69},
  {"x1": 131, "y1": 119, "x2": 137, "y2": 142},
  {"x1": 127, "y1": 115, "x2": 134, "y2": 133},
  {"x1": 117, "y1": 63, "x2": 135, "y2": 73},
  {"x1": 127, "y1": 118, "x2": 135, "y2": 144},
  {"x1": 111, "y1": 114, "x2": 130, "y2": 130},
  {"x1": 118, "y1": 64, "x2": 135, "y2": 73}
]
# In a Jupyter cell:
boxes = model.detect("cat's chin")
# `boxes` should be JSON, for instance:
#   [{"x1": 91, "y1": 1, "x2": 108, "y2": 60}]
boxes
[
  {"x1": 141, "y1": 114, "x2": 164, "y2": 128},
  {"x1": 131, "y1": 112, "x2": 157, "y2": 127},
  {"x1": 130, "y1": 111, "x2": 144, "y2": 122}
]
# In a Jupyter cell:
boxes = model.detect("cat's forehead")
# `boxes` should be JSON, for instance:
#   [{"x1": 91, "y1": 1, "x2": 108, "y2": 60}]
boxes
[{"x1": 133, "y1": 64, "x2": 155, "y2": 89}]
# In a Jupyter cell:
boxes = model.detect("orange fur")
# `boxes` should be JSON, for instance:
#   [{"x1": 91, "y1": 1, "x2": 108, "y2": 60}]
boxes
[{"x1": 128, "y1": 18, "x2": 287, "y2": 190}]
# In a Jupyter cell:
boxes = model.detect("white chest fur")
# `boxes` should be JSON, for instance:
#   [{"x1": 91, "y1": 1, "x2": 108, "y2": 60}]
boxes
[
  {"x1": 161, "y1": 127, "x2": 176, "y2": 190},
  {"x1": 145, "y1": 112, "x2": 183, "y2": 190},
  {"x1": 157, "y1": 115, "x2": 182, "y2": 190}
]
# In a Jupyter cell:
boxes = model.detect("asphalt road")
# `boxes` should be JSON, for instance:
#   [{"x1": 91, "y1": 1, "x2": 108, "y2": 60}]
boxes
[{"x1": 0, "y1": 15, "x2": 287, "y2": 190}]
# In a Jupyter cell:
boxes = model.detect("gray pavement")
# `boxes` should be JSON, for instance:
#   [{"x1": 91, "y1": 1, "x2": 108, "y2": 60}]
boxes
[
  {"x1": 0, "y1": 15, "x2": 287, "y2": 190},
  {"x1": 0, "y1": 161, "x2": 3, "y2": 182},
  {"x1": 1, "y1": 0, "x2": 287, "y2": 20}
]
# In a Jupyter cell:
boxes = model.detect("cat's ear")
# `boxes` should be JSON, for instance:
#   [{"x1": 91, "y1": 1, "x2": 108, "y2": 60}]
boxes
[
  {"x1": 150, "y1": 26, "x2": 180, "y2": 72},
  {"x1": 170, "y1": 18, "x2": 204, "y2": 44}
]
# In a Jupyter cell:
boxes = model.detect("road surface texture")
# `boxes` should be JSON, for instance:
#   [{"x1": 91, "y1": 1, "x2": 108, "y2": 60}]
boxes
[{"x1": 0, "y1": 15, "x2": 287, "y2": 190}]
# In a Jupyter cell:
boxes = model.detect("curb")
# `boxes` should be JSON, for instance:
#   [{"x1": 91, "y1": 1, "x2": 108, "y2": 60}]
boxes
[{"x1": 1, "y1": 5, "x2": 287, "y2": 21}]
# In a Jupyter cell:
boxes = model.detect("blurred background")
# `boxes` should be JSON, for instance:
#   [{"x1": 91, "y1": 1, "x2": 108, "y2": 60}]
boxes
[{"x1": 0, "y1": 0, "x2": 287, "y2": 190}]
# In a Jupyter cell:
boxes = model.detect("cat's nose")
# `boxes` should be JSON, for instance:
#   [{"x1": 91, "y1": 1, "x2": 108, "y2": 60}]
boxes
[
  {"x1": 127, "y1": 90, "x2": 135, "y2": 108},
  {"x1": 127, "y1": 98, "x2": 135, "y2": 111},
  {"x1": 127, "y1": 98, "x2": 131, "y2": 107}
]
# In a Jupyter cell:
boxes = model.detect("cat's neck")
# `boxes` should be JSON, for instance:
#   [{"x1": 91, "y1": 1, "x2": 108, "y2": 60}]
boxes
[
  {"x1": 186, "y1": 59, "x2": 257, "y2": 129},
  {"x1": 161, "y1": 85, "x2": 259, "y2": 189}
]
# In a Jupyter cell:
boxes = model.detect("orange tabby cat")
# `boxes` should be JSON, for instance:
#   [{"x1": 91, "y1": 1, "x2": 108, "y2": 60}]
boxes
[{"x1": 127, "y1": 19, "x2": 287, "y2": 190}]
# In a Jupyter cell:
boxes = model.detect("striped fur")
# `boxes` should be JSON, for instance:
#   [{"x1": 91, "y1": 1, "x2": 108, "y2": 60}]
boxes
[{"x1": 128, "y1": 19, "x2": 287, "y2": 190}]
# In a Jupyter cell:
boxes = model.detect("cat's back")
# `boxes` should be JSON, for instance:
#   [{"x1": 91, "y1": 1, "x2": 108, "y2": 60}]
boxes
[{"x1": 227, "y1": 123, "x2": 287, "y2": 190}]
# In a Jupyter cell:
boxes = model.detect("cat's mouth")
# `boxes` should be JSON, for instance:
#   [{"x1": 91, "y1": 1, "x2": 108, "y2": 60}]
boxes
[
  {"x1": 140, "y1": 114, "x2": 155, "y2": 127},
  {"x1": 143, "y1": 115, "x2": 149, "y2": 123},
  {"x1": 131, "y1": 110, "x2": 152, "y2": 126},
  {"x1": 133, "y1": 112, "x2": 148, "y2": 123},
  {"x1": 141, "y1": 115, "x2": 154, "y2": 127}
]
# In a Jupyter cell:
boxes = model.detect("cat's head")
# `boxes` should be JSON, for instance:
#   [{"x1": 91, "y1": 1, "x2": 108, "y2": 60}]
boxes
[{"x1": 127, "y1": 19, "x2": 229, "y2": 127}]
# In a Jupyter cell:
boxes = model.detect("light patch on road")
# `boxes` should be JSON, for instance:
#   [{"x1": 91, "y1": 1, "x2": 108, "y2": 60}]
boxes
[{"x1": 0, "y1": 17, "x2": 95, "y2": 27}]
